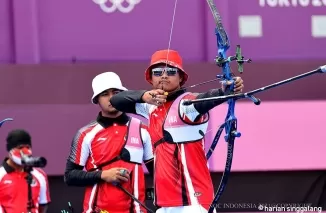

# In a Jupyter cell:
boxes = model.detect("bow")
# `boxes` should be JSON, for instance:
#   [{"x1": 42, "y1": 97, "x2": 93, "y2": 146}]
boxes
[
  {"x1": 0, "y1": 118, "x2": 13, "y2": 128},
  {"x1": 179, "y1": 2, "x2": 326, "y2": 212},
  {"x1": 202, "y1": 1, "x2": 258, "y2": 212}
]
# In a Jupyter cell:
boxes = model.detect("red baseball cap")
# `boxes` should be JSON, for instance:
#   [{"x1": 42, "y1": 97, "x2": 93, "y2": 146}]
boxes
[{"x1": 145, "y1": 49, "x2": 188, "y2": 86}]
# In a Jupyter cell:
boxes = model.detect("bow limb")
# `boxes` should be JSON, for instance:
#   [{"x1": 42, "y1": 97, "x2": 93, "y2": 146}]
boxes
[{"x1": 0, "y1": 118, "x2": 14, "y2": 128}]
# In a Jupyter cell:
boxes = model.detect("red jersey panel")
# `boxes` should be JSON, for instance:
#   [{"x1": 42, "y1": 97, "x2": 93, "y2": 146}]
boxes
[
  {"x1": 137, "y1": 93, "x2": 214, "y2": 207},
  {"x1": 0, "y1": 161, "x2": 51, "y2": 213},
  {"x1": 68, "y1": 118, "x2": 152, "y2": 213}
]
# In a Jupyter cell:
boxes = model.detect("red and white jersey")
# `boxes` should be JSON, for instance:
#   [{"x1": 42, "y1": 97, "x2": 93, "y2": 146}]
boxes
[
  {"x1": 0, "y1": 160, "x2": 51, "y2": 213},
  {"x1": 68, "y1": 116, "x2": 153, "y2": 213},
  {"x1": 135, "y1": 92, "x2": 214, "y2": 208}
]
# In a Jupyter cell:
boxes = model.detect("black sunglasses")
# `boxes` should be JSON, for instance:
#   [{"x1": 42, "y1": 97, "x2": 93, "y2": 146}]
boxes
[{"x1": 152, "y1": 67, "x2": 178, "y2": 76}]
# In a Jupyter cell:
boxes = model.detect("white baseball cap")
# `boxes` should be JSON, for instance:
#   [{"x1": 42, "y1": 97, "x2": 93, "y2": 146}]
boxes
[{"x1": 91, "y1": 72, "x2": 127, "y2": 104}]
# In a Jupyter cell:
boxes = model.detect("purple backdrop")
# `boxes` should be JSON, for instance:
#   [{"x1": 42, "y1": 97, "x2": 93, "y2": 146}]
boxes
[{"x1": 0, "y1": 0, "x2": 325, "y2": 63}]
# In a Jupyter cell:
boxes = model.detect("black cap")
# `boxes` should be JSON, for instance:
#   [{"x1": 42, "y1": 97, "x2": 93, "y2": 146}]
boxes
[{"x1": 6, "y1": 129, "x2": 32, "y2": 151}]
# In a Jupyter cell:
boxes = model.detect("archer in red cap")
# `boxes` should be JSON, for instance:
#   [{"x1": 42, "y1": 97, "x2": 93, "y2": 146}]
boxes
[
  {"x1": 145, "y1": 49, "x2": 188, "y2": 87},
  {"x1": 111, "y1": 49, "x2": 244, "y2": 213}
]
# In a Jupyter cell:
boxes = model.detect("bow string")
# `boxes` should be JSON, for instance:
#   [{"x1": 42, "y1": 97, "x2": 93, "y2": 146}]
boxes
[
  {"x1": 158, "y1": 1, "x2": 216, "y2": 213},
  {"x1": 160, "y1": 0, "x2": 186, "y2": 199}
]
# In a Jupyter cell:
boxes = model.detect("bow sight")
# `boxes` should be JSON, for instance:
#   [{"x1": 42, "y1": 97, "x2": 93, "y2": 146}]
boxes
[{"x1": 215, "y1": 45, "x2": 252, "y2": 74}]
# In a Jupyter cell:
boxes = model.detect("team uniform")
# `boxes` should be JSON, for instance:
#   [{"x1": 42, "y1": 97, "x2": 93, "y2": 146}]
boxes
[
  {"x1": 134, "y1": 91, "x2": 214, "y2": 212},
  {"x1": 66, "y1": 113, "x2": 154, "y2": 213},
  {"x1": 110, "y1": 49, "x2": 227, "y2": 213},
  {"x1": 110, "y1": 89, "x2": 224, "y2": 212},
  {"x1": 0, "y1": 159, "x2": 51, "y2": 213}
]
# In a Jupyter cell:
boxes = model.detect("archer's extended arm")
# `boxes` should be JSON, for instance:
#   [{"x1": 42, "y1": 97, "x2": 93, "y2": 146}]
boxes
[
  {"x1": 193, "y1": 88, "x2": 226, "y2": 114},
  {"x1": 193, "y1": 75, "x2": 244, "y2": 114}
]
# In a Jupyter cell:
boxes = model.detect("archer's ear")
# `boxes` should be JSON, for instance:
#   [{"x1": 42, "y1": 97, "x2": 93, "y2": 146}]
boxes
[
  {"x1": 179, "y1": 73, "x2": 183, "y2": 84},
  {"x1": 149, "y1": 77, "x2": 153, "y2": 84}
]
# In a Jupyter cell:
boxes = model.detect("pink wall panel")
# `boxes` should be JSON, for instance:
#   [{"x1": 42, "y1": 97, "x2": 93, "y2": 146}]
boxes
[{"x1": 207, "y1": 101, "x2": 326, "y2": 172}]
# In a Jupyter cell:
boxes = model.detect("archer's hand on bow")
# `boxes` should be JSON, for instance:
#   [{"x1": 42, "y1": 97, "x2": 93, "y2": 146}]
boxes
[
  {"x1": 142, "y1": 89, "x2": 168, "y2": 106},
  {"x1": 221, "y1": 76, "x2": 244, "y2": 94}
]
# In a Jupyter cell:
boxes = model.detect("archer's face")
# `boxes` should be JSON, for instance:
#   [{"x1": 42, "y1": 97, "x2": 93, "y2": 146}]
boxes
[{"x1": 149, "y1": 64, "x2": 183, "y2": 92}]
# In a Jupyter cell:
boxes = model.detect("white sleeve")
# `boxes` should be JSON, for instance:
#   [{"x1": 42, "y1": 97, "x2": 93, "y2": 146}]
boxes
[
  {"x1": 179, "y1": 100, "x2": 201, "y2": 122},
  {"x1": 31, "y1": 169, "x2": 51, "y2": 204},
  {"x1": 68, "y1": 130, "x2": 91, "y2": 167},
  {"x1": 135, "y1": 103, "x2": 151, "y2": 119},
  {"x1": 141, "y1": 128, "x2": 154, "y2": 161}
]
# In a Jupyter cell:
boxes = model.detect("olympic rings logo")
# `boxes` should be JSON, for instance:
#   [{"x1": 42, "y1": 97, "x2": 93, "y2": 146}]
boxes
[{"x1": 92, "y1": 0, "x2": 141, "y2": 13}]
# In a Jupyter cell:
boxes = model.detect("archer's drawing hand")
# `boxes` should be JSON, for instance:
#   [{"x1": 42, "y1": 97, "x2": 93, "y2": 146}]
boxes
[
  {"x1": 221, "y1": 77, "x2": 244, "y2": 94},
  {"x1": 101, "y1": 168, "x2": 130, "y2": 183},
  {"x1": 142, "y1": 89, "x2": 167, "y2": 106}
]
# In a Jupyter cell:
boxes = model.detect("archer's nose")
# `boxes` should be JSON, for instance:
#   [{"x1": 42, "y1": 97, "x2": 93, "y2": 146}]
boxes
[{"x1": 161, "y1": 71, "x2": 168, "y2": 78}]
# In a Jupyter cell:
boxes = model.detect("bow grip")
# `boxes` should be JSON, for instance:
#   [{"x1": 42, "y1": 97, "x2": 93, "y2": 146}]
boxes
[{"x1": 221, "y1": 79, "x2": 235, "y2": 95}]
